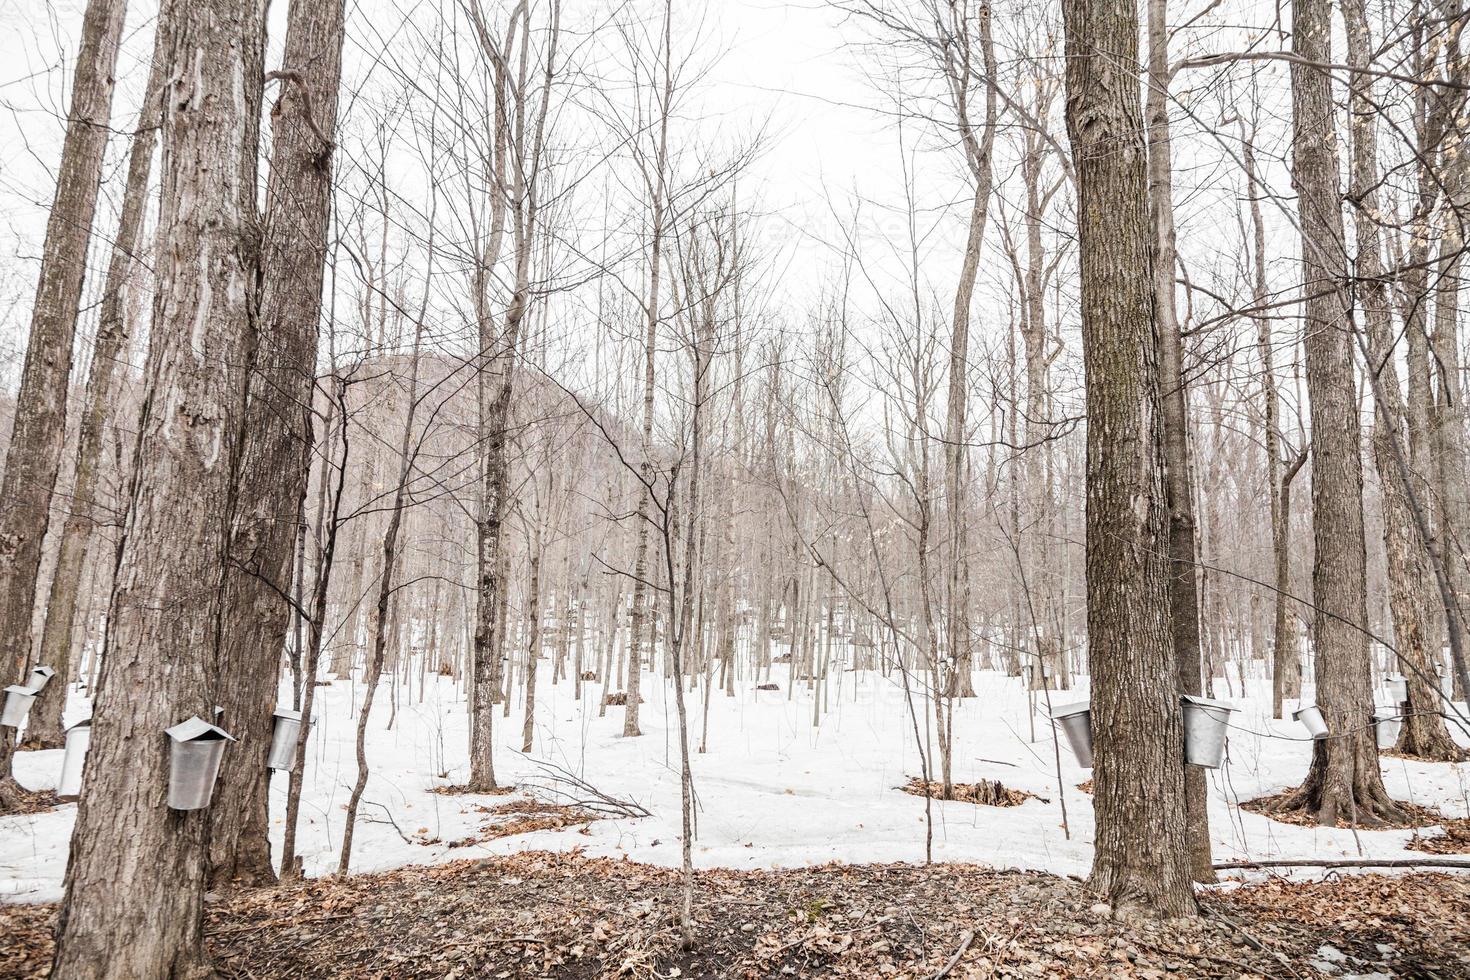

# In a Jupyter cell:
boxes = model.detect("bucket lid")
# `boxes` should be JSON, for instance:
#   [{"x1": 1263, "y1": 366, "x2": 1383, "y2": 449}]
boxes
[
  {"x1": 1182, "y1": 695, "x2": 1236, "y2": 712},
  {"x1": 165, "y1": 716, "x2": 236, "y2": 743},
  {"x1": 65, "y1": 716, "x2": 92, "y2": 733},
  {"x1": 1049, "y1": 701, "x2": 1091, "y2": 719},
  {"x1": 272, "y1": 707, "x2": 303, "y2": 721},
  {"x1": 3, "y1": 684, "x2": 36, "y2": 697},
  {"x1": 1290, "y1": 704, "x2": 1320, "y2": 719},
  {"x1": 28, "y1": 666, "x2": 55, "y2": 680}
]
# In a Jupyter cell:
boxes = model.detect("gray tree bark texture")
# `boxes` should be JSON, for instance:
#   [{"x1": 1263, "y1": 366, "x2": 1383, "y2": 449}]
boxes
[
  {"x1": 1341, "y1": 0, "x2": 1463, "y2": 761},
  {"x1": 209, "y1": 0, "x2": 347, "y2": 887},
  {"x1": 1143, "y1": 0, "x2": 1212, "y2": 883},
  {"x1": 1268, "y1": 0, "x2": 1405, "y2": 825},
  {"x1": 1061, "y1": 0, "x2": 1195, "y2": 916},
  {"x1": 49, "y1": 0, "x2": 268, "y2": 974},
  {"x1": 24, "y1": 41, "x2": 167, "y2": 752},
  {"x1": 0, "y1": 0, "x2": 128, "y2": 806}
]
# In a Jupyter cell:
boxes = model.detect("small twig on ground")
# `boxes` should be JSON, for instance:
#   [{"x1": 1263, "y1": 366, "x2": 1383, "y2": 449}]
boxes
[{"x1": 932, "y1": 929, "x2": 975, "y2": 979}]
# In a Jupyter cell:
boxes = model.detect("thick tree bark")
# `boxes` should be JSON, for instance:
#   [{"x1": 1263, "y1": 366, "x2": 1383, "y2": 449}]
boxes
[
  {"x1": 1270, "y1": 0, "x2": 1404, "y2": 825},
  {"x1": 1061, "y1": 0, "x2": 1194, "y2": 916},
  {"x1": 1341, "y1": 0, "x2": 1463, "y2": 761},
  {"x1": 49, "y1": 0, "x2": 267, "y2": 973},
  {"x1": 211, "y1": 0, "x2": 346, "y2": 876},
  {"x1": 0, "y1": 0, "x2": 129, "y2": 805},
  {"x1": 207, "y1": 0, "x2": 346, "y2": 887},
  {"x1": 24, "y1": 44, "x2": 167, "y2": 753},
  {"x1": 1144, "y1": 0, "x2": 1212, "y2": 884}
]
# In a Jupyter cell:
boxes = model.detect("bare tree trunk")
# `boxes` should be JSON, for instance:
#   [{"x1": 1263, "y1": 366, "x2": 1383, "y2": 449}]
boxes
[
  {"x1": 1341, "y1": 0, "x2": 1463, "y2": 761},
  {"x1": 208, "y1": 0, "x2": 346, "y2": 886},
  {"x1": 941, "y1": 3, "x2": 997, "y2": 702},
  {"x1": 25, "y1": 47, "x2": 168, "y2": 753},
  {"x1": 340, "y1": 316, "x2": 425, "y2": 875},
  {"x1": 0, "y1": 0, "x2": 129, "y2": 804},
  {"x1": 1241, "y1": 124, "x2": 1302, "y2": 718},
  {"x1": 1144, "y1": 0, "x2": 1212, "y2": 883},
  {"x1": 1061, "y1": 0, "x2": 1195, "y2": 915},
  {"x1": 50, "y1": 0, "x2": 267, "y2": 971},
  {"x1": 1270, "y1": 0, "x2": 1404, "y2": 825}
]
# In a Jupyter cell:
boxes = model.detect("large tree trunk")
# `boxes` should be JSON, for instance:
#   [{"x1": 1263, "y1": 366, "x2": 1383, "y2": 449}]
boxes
[
  {"x1": 49, "y1": 0, "x2": 267, "y2": 973},
  {"x1": 1061, "y1": 0, "x2": 1194, "y2": 916},
  {"x1": 1270, "y1": 0, "x2": 1404, "y2": 825},
  {"x1": 0, "y1": 0, "x2": 129, "y2": 806},
  {"x1": 208, "y1": 0, "x2": 347, "y2": 887},
  {"x1": 24, "y1": 45, "x2": 167, "y2": 753},
  {"x1": 1144, "y1": 0, "x2": 1212, "y2": 884},
  {"x1": 1341, "y1": 0, "x2": 1463, "y2": 761}
]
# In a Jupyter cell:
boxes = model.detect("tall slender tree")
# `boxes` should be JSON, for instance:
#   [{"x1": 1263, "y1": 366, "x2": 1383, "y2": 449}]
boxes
[
  {"x1": 1269, "y1": 0, "x2": 1405, "y2": 824},
  {"x1": 0, "y1": 0, "x2": 129, "y2": 807}
]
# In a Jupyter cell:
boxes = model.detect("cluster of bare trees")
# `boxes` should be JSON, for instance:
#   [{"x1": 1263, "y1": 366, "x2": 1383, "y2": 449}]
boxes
[{"x1": 2, "y1": 0, "x2": 1470, "y2": 968}]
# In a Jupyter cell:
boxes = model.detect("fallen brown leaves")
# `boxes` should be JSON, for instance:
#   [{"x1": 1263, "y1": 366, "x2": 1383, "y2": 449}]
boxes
[
  {"x1": 4, "y1": 854, "x2": 1467, "y2": 978},
  {"x1": 0, "y1": 788, "x2": 60, "y2": 817},
  {"x1": 900, "y1": 777, "x2": 1042, "y2": 807},
  {"x1": 1408, "y1": 816, "x2": 1470, "y2": 855},
  {"x1": 447, "y1": 800, "x2": 600, "y2": 847}
]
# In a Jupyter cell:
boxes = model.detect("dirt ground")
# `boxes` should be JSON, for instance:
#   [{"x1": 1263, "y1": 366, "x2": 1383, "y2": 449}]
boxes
[{"x1": 2, "y1": 852, "x2": 1467, "y2": 978}]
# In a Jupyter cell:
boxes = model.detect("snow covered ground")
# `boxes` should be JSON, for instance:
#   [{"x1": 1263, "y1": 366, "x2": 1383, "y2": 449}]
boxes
[{"x1": 4, "y1": 664, "x2": 1468, "y2": 903}]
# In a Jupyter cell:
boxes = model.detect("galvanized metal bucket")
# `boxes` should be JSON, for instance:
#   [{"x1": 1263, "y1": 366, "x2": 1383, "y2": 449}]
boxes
[
  {"x1": 25, "y1": 666, "x2": 55, "y2": 691},
  {"x1": 1, "y1": 685, "x2": 37, "y2": 728},
  {"x1": 267, "y1": 707, "x2": 303, "y2": 771},
  {"x1": 165, "y1": 716, "x2": 236, "y2": 810},
  {"x1": 1384, "y1": 674, "x2": 1407, "y2": 704},
  {"x1": 1050, "y1": 701, "x2": 1093, "y2": 768},
  {"x1": 1025, "y1": 662, "x2": 1053, "y2": 687},
  {"x1": 1291, "y1": 704, "x2": 1329, "y2": 739},
  {"x1": 1439, "y1": 668, "x2": 1455, "y2": 702},
  {"x1": 1372, "y1": 706, "x2": 1402, "y2": 749},
  {"x1": 57, "y1": 718, "x2": 91, "y2": 800},
  {"x1": 1181, "y1": 695, "x2": 1235, "y2": 768}
]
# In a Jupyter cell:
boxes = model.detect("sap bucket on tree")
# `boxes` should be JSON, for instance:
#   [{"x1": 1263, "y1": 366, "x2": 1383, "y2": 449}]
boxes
[
  {"x1": 1439, "y1": 667, "x2": 1455, "y2": 702},
  {"x1": 164, "y1": 716, "x2": 235, "y2": 810},
  {"x1": 1372, "y1": 706, "x2": 1402, "y2": 750},
  {"x1": 267, "y1": 706, "x2": 303, "y2": 771},
  {"x1": 1180, "y1": 695, "x2": 1235, "y2": 768},
  {"x1": 1, "y1": 685, "x2": 37, "y2": 728},
  {"x1": 1050, "y1": 701, "x2": 1093, "y2": 767},
  {"x1": 1384, "y1": 674, "x2": 1408, "y2": 704},
  {"x1": 57, "y1": 717, "x2": 91, "y2": 800},
  {"x1": 1025, "y1": 662, "x2": 1053, "y2": 688},
  {"x1": 1292, "y1": 703, "x2": 1329, "y2": 739},
  {"x1": 25, "y1": 665, "x2": 55, "y2": 691}
]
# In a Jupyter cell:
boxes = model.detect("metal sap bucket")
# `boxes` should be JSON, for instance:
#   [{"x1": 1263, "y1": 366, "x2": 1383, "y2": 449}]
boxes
[
  {"x1": 57, "y1": 717, "x2": 91, "y2": 800},
  {"x1": 1, "y1": 685, "x2": 37, "y2": 728},
  {"x1": 1025, "y1": 662, "x2": 1053, "y2": 687},
  {"x1": 1050, "y1": 701, "x2": 1093, "y2": 768},
  {"x1": 1292, "y1": 704, "x2": 1329, "y2": 739},
  {"x1": 1372, "y1": 706, "x2": 1402, "y2": 749},
  {"x1": 25, "y1": 666, "x2": 55, "y2": 691},
  {"x1": 267, "y1": 707, "x2": 303, "y2": 771},
  {"x1": 164, "y1": 716, "x2": 236, "y2": 810},
  {"x1": 1384, "y1": 674, "x2": 1407, "y2": 704},
  {"x1": 1439, "y1": 668, "x2": 1455, "y2": 702},
  {"x1": 1181, "y1": 695, "x2": 1235, "y2": 768}
]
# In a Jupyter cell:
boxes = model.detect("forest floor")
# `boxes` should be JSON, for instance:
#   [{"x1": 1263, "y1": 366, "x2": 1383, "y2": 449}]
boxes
[{"x1": 2, "y1": 851, "x2": 1468, "y2": 978}]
